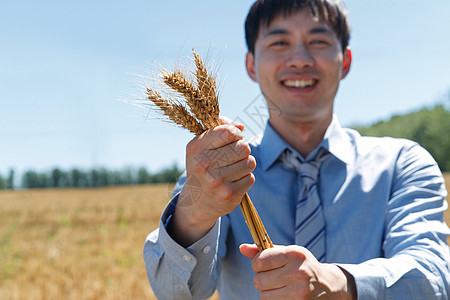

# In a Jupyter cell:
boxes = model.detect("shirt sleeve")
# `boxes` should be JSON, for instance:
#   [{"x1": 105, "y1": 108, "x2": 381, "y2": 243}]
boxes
[
  {"x1": 143, "y1": 191, "x2": 223, "y2": 300},
  {"x1": 339, "y1": 142, "x2": 450, "y2": 300}
]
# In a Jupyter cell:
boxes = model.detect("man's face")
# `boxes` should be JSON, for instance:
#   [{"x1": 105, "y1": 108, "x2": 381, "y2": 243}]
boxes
[{"x1": 246, "y1": 9, "x2": 351, "y2": 124}]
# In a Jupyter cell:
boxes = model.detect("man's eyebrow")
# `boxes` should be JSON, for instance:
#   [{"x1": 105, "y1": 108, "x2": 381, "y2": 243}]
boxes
[
  {"x1": 262, "y1": 26, "x2": 333, "y2": 39},
  {"x1": 309, "y1": 26, "x2": 333, "y2": 35},
  {"x1": 262, "y1": 28, "x2": 289, "y2": 38}
]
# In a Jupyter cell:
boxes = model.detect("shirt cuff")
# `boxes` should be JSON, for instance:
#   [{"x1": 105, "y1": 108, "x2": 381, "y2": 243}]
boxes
[
  {"x1": 158, "y1": 192, "x2": 220, "y2": 276},
  {"x1": 337, "y1": 262, "x2": 385, "y2": 300}
]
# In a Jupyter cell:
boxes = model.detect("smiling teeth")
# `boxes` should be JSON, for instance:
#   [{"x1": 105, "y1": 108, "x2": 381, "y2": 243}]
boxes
[{"x1": 283, "y1": 79, "x2": 316, "y2": 88}]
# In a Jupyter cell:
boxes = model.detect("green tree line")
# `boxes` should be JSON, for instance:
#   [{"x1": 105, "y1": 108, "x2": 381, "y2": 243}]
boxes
[
  {"x1": 1, "y1": 103, "x2": 449, "y2": 189},
  {"x1": 0, "y1": 165, "x2": 183, "y2": 190},
  {"x1": 353, "y1": 104, "x2": 450, "y2": 172}
]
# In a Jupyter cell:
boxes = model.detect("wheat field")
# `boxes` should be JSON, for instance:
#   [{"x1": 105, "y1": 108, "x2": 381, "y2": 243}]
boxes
[
  {"x1": 0, "y1": 184, "x2": 173, "y2": 300},
  {"x1": 0, "y1": 176, "x2": 449, "y2": 299}
]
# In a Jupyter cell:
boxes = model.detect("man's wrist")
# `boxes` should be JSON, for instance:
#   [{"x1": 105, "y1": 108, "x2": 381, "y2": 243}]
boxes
[
  {"x1": 337, "y1": 266, "x2": 357, "y2": 300},
  {"x1": 167, "y1": 201, "x2": 217, "y2": 248},
  {"x1": 319, "y1": 264, "x2": 357, "y2": 300}
]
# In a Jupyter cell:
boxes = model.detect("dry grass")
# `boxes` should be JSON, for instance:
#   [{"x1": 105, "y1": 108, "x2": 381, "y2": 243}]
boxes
[
  {"x1": 0, "y1": 184, "x2": 173, "y2": 300},
  {"x1": 0, "y1": 175, "x2": 449, "y2": 299}
]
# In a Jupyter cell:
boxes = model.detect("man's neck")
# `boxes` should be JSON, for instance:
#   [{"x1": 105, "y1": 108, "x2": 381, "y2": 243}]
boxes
[{"x1": 269, "y1": 115, "x2": 332, "y2": 158}]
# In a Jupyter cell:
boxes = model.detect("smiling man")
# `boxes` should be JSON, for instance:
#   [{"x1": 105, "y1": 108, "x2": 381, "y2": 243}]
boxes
[
  {"x1": 144, "y1": 1, "x2": 450, "y2": 299},
  {"x1": 245, "y1": 7, "x2": 351, "y2": 157}
]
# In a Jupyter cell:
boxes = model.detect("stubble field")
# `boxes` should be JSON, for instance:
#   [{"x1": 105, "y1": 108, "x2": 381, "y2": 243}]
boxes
[{"x1": 0, "y1": 176, "x2": 449, "y2": 299}]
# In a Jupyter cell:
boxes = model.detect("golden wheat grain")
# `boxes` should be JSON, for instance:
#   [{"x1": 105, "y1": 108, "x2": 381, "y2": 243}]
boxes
[
  {"x1": 162, "y1": 70, "x2": 214, "y2": 128},
  {"x1": 146, "y1": 88, "x2": 204, "y2": 135},
  {"x1": 192, "y1": 51, "x2": 220, "y2": 126},
  {"x1": 172, "y1": 103, "x2": 206, "y2": 136},
  {"x1": 163, "y1": 70, "x2": 199, "y2": 102}
]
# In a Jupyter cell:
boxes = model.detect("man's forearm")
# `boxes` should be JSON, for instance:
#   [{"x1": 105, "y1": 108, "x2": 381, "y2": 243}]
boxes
[{"x1": 339, "y1": 253, "x2": 450, "y2": 300}]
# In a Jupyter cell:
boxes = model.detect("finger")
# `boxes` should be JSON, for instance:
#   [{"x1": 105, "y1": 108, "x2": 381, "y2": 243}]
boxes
[
  {"x1": 193, "y1": 159, "x2": 255, "y2": 199},
  {"x1": 204, "y1": 140, "x2": 252, "y2": 169},
  {"x1": 259, "y1": 280, "x2": 313, "y2": 299},
  {"x1": 259, "y1": 285, "x2": 304, "y2": 300},
  {"x1": 239, "y1": 243, "x2": 260, "y2": 259},
  {"x1": 225, "y1": 173, "x2": 256, "y2": 200},
  {"x1": 219, "y1": 156, "x2": 256, "y2": 183},
  {"x1": 254, "y1": 269, "x2": 289, "y2": 291},
  {"x1": 252, "y1": 246, "x2": 302, "y2": 273},
  {"x1": 219, "y1": 116, "x2": 245, "y2": 131},
  {"x1": 186, "y1": 126, "x2": 244, "y2": 169},
  {"x1": 254, "y1": 258, "x2": 310, "y2": 292},
  {"x1": 199, "y1": 125, "x2": 244, "y2": 150},
  {"x1": 260, "y1": 288, "x2": 283, "y2": 300},
  {"x1": 193, "y1": 143, "x2": 253, "y2": 185}
]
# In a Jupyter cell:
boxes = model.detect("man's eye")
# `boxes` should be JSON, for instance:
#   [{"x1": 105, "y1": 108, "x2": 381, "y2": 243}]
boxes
[
  {"x1": 310, "y1": 40, "x2": 328, "y2": 45},
  {"x1": 271, "y1": 41, "x2": 288, "y2": 47}
]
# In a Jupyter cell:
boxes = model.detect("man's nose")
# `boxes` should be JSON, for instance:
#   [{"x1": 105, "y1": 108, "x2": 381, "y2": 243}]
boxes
[{"x1": 286, "y1": 44, "x2": 314, "y2": 69}]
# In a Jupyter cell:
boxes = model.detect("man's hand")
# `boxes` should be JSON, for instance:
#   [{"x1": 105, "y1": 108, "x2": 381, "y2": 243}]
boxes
[
  {"x1": 240, "y1": 244, "x2": 356, "y2": 300},
  {"x1": 168, "y1": 117, "x2": 256, "y2": 247}
]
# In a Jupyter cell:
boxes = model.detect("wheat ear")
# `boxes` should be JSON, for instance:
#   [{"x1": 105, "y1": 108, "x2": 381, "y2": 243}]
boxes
[
  {"x1": 192, "y1": 51, "x2": 220, "y2": 127},
  {"x1": 146, "y1": 88, "x2": 204, "y2": 135},
  {"x1": 162, "y1": 70, "x2": 212, "y2": 128}
]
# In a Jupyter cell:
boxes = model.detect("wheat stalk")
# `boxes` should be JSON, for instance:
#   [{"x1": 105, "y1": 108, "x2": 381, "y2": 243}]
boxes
[{"x1": 145, "y1": 50, "x2": 273, "y2": 251}]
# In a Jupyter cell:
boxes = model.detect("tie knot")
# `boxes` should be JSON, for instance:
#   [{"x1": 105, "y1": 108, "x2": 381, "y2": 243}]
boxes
[
  {"x1": 298, "y1": 161, "x2": 320, "y2": 184},
  {"x1": 280, "y1": 148, "x2": 329, "y2": 183}
]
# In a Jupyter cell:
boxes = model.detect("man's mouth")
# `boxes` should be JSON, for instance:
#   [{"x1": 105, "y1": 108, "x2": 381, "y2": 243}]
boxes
[{"x1": 282, "y1": 79, "x2": 318, "y2": 88}]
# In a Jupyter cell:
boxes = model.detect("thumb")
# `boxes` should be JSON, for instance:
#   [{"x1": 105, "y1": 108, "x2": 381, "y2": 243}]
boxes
[{"x1": 239, "y1": 243, "x2": 260, "y2": 259}]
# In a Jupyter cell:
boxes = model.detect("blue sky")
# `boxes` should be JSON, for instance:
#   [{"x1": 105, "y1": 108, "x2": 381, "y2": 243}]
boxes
[{"x1": 1, "y1": 0, "x2": 450, "y2": 176}]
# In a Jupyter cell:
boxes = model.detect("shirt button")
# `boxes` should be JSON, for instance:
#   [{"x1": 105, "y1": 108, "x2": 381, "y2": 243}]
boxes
[
  {"x1": 183, "y1": 255, "x2": 192, "y2": 262},
  {"x1": 202, "y1": 245, "x2": 211, "y2": 254}
]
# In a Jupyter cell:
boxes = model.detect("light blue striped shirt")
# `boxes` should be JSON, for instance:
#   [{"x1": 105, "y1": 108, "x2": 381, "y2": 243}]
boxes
[{"x1": 144, "y1": 116, "x2": 450, "y2": 299}]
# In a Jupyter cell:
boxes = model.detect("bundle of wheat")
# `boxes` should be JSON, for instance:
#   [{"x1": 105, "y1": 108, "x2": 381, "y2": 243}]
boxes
[{"x1": 145, "y1": 49, "x2": 273, "y2": 251}]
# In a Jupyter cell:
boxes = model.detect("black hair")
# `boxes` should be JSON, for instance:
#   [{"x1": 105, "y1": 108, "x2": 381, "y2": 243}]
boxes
[{"x1": 245, "y1": 0, "x2": 351, "y2": 54}]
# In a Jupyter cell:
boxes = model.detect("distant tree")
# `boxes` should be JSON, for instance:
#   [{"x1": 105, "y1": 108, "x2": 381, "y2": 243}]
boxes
[
  {"x1": 151, "y1": 164, "x2": 183, "y2": 183},
  {"x1": 121, "y1": 167, "x2": 135, "y2": 185},
  {"x1": 22, "y1": 170, "x2": 48, "y2": 189},
  {"x1": 37, "y1": 173, "x2": 49, "y2": 188},
  {"x1": 0, "y1": 174, "x2": 6, "y2": 189},
  {"x1": 70, "y1": 168, "x2": 88, "y2": 187},
  {"x1": 137, "y1": 167, "x2": 151, "y2": 184},
  {"x1": 19, "y1": 164, "x2": 185, "y2": 189},
  {"x1": 50, "y1": 168, "x2": 69, "y2": 187},
  {"x1": 109, "y1": 170, "x2": 123, "y2": 186},
  {"x1": 22, "y1": 170, "x2": 36, "y2": 189},
  {"x1": 6, "y1": 169, "x2": 14, "y2": 190},
  {"x1": 96, "y1": 168, "x2": 110, "y2": 186},
  {"x1": 89, "y1": 168, "x2": 103, "y2": 187},
  {"x1": 354, "y1": 104, "x2": 450, "y2": 172}
]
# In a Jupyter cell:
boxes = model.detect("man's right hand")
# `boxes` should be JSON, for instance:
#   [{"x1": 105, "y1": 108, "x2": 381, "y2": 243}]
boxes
[{"x1": 167, "y1": 118, "x2": 256, "y2": 247}]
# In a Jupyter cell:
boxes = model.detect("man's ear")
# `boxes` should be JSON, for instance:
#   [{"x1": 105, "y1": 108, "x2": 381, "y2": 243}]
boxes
[
  {"x1": 245, "y1": 52, "x2": 258, "y2": 82},
  {"x1": 341, "y1": 47, "x2": 352, "y2": 79}
]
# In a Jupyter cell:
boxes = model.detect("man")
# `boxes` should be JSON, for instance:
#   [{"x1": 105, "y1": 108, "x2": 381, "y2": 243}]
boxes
[{"x1": 144, "y1": 0, "x2": 450, "y2": 299}]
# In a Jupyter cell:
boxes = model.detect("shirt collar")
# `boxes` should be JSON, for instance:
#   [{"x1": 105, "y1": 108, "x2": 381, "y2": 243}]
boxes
[
  {"x1": 259, "y1": 121, "x2": 290, "y2": 171},
  {"x1": 318, "y1": 115, "x2": 355, "y2": 165},
  {"x1": 258, "y1": 115, "x2": 355, "y2": 171}
]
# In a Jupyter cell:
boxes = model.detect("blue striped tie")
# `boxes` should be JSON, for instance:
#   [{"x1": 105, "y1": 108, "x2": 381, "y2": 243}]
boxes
[{"x1": 281, "y1": 148, "x2": 329, "y2": 262}]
